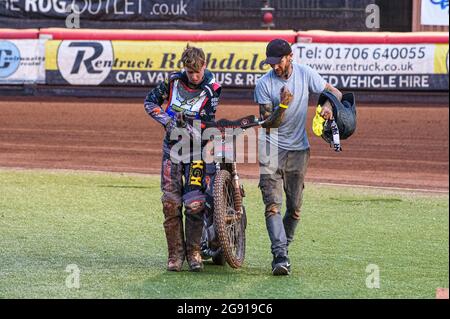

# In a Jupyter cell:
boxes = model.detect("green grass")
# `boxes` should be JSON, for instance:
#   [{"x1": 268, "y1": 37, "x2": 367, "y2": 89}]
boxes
[{"x1": 0, "y1": 169, "x2": 448, "y2": 299}]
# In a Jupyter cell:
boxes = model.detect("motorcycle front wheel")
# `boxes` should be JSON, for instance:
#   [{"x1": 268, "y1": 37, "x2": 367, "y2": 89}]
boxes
[{"x1": 213, "y1": 170, "x2": 246, "y2": 268}]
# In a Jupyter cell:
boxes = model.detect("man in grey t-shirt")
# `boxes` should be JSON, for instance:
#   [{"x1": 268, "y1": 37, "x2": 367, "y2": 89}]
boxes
[{"x1": 255, "y1": 39, "x2": 342, "y2": 276}]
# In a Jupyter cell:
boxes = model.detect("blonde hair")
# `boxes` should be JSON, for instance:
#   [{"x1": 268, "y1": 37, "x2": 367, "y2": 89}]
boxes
[{"x1": 181, "y1": 44, "x2": 206, "y2": 72}]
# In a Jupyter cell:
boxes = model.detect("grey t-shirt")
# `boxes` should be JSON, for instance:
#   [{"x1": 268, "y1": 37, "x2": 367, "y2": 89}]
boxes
[{"x1": 254, "y1": 64, "x2": 326, "y2": 151}]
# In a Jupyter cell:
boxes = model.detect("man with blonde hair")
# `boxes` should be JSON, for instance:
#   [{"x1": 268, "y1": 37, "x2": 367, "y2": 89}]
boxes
[{"x1": 144, "y1": 45, "x2": 221, "y2": 272}]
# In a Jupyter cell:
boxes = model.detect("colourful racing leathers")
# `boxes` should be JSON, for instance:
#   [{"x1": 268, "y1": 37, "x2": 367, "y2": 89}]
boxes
[{"x1": 144, "y1": 70, "x2": 221, "y2": 271}]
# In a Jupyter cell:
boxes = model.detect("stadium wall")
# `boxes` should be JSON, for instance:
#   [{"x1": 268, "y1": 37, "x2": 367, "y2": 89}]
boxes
[{"x1": 0, "y1": 28, "x2": 448, "y2": 102}]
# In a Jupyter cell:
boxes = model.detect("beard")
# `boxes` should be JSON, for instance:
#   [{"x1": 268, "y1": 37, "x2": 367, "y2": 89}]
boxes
[
  {"x1": 282, "y1": 61, "x2": 292, "y2": 79},
  {"x1": 275, "y1": 61, "x2": 292, "y2": 79}
]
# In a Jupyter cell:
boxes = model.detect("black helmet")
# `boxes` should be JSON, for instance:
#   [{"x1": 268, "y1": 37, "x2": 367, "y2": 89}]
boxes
[{"x1": 317, "y1": 91, "x2": 357, "y2": 151}]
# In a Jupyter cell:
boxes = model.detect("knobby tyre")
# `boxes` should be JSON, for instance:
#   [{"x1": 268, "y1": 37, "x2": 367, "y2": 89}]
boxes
[{"x1": 213, "y1": 170, "x2": 246, "y2": 268}]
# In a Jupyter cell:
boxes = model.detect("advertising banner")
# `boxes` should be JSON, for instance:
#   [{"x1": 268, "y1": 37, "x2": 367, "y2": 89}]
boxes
[
  {"x1": 0, "y1": 0, "x2": 201, "y2": 28},
  {"x1": 45, "y1": 40, "x2": 271, "y2": 88},
  {"x1": 0, "y1": 39, "x2": 45, "y2": 84},
  {"x1": 0, "y1": 0, "x2": 375, "y2": 31},
  {"x1": 293, "y1": 43, "x2": 449, "y2": 91},
  {"x1": 421, "y1": 0, "x2": 449, "y2": 26}
]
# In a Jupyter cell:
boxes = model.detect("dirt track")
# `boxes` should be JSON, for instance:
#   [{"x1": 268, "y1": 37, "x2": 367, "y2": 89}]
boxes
[{"x1": 0, "y1": 97, "x2": 448, "y2": 192}]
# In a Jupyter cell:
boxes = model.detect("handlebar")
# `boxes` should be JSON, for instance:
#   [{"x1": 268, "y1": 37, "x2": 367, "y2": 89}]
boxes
[
  {"x1": 178, "y1": 114, "x2": 264, "y2": 131},
  {"x1": 201, "y1": 115, "x2": 262, "y2": 130}
]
